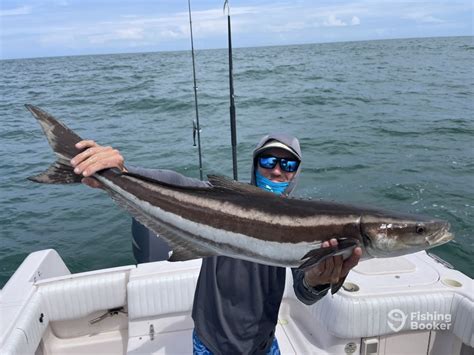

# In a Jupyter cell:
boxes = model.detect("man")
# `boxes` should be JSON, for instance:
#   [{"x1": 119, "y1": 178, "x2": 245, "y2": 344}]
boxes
[{"x1": 71, "y1": 133, "x2": 361, "y2": 354}]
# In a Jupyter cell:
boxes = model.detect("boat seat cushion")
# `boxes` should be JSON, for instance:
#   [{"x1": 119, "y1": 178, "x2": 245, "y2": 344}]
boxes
[
  {"x1": 127, "y1": 264, "x2": 299, "y2": 320},
  {"x1": 311, "y1": 291, "x2": 473, "y2": 347},
  {"x1": 128, "y1": 270, "x2": 199, "y2": 320},
  {"x1": 451, "y1": 293, "x2": 474, "y2": 347},
  {"x1": 38, "y1": 271, "x2": 128, "y2": 322},
  {"x1": 1, "y1": 271, "x2": 128, "y2": 354}
]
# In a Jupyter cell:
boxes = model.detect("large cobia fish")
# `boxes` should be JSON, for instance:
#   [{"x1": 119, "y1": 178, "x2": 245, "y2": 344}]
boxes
[{"x1": 26, "y1": 104, "x2": 453, "y2": 293}]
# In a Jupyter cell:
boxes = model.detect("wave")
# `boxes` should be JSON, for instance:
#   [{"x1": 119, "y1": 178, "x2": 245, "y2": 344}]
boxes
[{"x1": 113, "y1": 96, "x2": 192, "y2": 112}]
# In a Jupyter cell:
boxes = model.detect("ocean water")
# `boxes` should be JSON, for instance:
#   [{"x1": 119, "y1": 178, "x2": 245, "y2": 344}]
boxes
[{"x1": 0, "y1": 36, "x2": 472, "y2": 287}]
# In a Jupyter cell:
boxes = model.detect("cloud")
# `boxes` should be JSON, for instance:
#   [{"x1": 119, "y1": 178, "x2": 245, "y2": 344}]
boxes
[
  {"x1": 176, "y1": 6, "x2": 260, "y2": 19},
  {"x1": 323, "y1": 14, "x2": 347, "y2": 27},
  {"x1": 0, "y1": 6, "x2": 32, "y2": 16},
  {"x1": 94, "y1": 7, "x2": 230, "y2": 43},
  {"x1": 39, "y1": 32, "x2": 75, "y2": 47},
  {"x1": 403, "y1": 12, "x2": 444, "y2": 24},
  {"x1": 87, "y1": 29, "x2": 147, "y2": 45},
  {"x1": 159, "y1": 29, "x2": 184, "y2": 40},
  {"x1": 116, "y1": 28, "x2": 144, "y2": 40},
  {"x1": 351, "y1": 16, "x2": 361, "y2": 25},
  {"x1": 1, "y1": 0, "x2": 472, "y2": 59},
  {"x1": 249, "y1": 4, "x2": 366, "y2": 34},
  {"x1": 266, "y1": 21, "x2": 307, "y2": 33}
]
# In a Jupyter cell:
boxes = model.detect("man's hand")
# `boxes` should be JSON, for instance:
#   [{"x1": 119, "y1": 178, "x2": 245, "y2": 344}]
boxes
[
  {"x1": 70, "y1": 140, "x2": 127, "y2": 188},
  {"x1": 304, "y1": 238, "x2": 362, "y2": 287}
]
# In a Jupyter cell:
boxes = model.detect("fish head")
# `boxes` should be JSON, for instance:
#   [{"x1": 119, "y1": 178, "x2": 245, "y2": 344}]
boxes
[{"x1": 360, "y1": 213, "x2": 453, "y2": 258}]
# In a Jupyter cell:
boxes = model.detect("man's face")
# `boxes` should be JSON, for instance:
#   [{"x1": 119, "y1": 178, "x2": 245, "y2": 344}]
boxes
[{"x1": 256, "y1": 147, "x2": 298, "y2": 183}]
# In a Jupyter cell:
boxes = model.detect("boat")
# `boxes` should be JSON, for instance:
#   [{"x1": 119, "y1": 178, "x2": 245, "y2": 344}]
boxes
[{"x1": 1, "y1": 248, "x2": 472, "y2": 354}]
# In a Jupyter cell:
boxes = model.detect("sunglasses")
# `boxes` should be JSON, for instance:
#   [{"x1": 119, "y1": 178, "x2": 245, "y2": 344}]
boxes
[{"x1": 258, "y1": 155, "x2": 300, "y2": 173}]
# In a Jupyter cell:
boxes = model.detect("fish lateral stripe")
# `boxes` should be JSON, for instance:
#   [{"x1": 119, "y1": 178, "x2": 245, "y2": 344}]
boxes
[{"x1": 106, "y1": 172, "x2": 364, "y2": 244}]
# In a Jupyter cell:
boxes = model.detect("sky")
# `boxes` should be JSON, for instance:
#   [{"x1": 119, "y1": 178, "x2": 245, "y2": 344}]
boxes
[{"x1": 0, "y1": 0, "x2": 472, "y2": 60}]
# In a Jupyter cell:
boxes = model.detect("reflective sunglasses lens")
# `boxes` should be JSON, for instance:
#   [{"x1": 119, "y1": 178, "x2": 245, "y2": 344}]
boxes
[
  {"x1": 281, "y1": 159, "x2": 299, "y2": 172},
  {"x1": 258, "y1": 157, "x2": 278, "y2": 169},
  {"x1": 259, "y1": 156, "x2": 278, "y2": 169}
]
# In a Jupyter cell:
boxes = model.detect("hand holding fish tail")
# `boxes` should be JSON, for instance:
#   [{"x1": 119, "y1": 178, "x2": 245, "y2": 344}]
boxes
[
  {"x1": 303, "y1": 238, "x2": 362, "y2": 288},
  {"x1": 70, "y1": 140, "x2": 127, "y2": 188}
]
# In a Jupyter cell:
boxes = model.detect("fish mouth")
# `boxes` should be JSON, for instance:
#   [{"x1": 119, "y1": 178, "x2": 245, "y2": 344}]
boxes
[{"x1": 426, "y1": 226, "x2": 453, "y2": 247}]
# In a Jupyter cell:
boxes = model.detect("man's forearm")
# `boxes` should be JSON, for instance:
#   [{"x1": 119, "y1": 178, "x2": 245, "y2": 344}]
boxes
[{"x1": 292, "y1": 268, "x2": 329, "y2": 305}]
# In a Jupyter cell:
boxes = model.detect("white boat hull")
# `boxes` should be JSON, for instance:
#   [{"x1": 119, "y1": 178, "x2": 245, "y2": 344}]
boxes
[{"x1": 1, "y1": 249, "x2": 472, "y2": 354}]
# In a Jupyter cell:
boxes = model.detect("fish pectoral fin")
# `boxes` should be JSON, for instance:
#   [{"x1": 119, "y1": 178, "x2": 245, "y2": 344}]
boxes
[
  {"x1": 148, "y1": 229, "x2": 218, "y2": 262},
  {"x1": 168, "y1": 245, "x2": 216, "y2": 262},
  {"x1": 331, "y1": 275, "x2": 347, "y2": 295},
  {"x1": 298, "y1": 238, "x2": 359, "y2": 270},
  {"x1": 298, "y1": 248, "x2": 336, "y2": 270}
]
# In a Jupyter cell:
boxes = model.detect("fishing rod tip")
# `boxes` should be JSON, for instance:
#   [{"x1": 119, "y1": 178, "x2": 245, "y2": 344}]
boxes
[{"x1": 223, "y1": 0, "x2": 230, "y2": 15}]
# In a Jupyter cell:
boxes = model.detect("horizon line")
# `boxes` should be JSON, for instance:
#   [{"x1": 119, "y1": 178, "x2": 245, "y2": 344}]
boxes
[{"x1": 1, "y1": 34, "x2": 471, "y2": 62}]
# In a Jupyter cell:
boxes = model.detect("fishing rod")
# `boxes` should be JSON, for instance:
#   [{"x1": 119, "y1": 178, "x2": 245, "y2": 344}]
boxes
[
  {"x1": 224, "y1": 0, "x2": 238, "y2": 181},
  {"x1": 188, "y1": 0, "x2": 204, "y2": 181}
]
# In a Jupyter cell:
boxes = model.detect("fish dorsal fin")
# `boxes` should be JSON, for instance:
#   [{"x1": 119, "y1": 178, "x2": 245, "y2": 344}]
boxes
[
  {"x1": 123, "y1": 171, "x2": 211, "y2": 191},
  {"x1": 207, "y1": 174, "x2": 273, "y2": 196}
]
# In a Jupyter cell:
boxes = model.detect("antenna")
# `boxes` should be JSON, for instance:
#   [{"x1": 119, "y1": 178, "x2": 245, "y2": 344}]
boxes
[{"x1": 188, "y1": 0, "x2": 204, "y2": 180}]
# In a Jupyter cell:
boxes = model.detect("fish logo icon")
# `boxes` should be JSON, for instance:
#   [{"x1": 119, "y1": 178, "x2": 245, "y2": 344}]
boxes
[{"x1": 387, "y1": 309, "x2": 407, "y2": 332}]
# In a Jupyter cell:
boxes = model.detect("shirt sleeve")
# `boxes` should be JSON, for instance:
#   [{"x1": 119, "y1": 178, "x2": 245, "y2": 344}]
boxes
[
  {"x1": 126, "y1": 166, "x2": 212, "y2": 188},
  {"x1": 291, "y1": 268, "x2": 329, "y2": 305}
]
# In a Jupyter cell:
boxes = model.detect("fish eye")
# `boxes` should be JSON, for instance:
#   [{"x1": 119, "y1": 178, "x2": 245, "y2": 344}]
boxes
[{"x1": 416, "y1": 225, "x2": 425, "y2": 234}]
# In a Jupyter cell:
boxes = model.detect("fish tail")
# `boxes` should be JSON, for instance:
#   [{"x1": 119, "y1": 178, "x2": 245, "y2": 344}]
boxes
[{"x1": 25, "y1": 104, "x2": 84, "y2": 184}]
